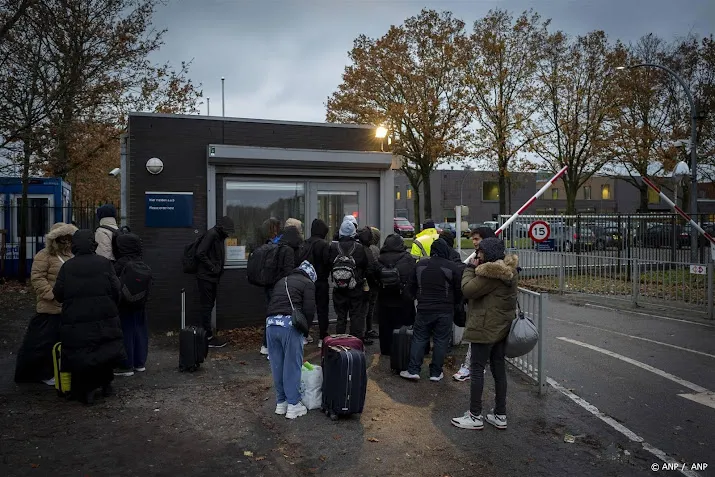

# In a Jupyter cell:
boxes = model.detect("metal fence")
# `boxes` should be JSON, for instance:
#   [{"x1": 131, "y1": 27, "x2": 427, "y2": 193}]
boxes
[
  {"x1": 497, "y1": 213, "x2": 714, "y2": 264},
  {"x1": 0, "y1": 204, "x2": 119, "y2": 277},
  {"x1": 507, "y1": 287, "x2": 548, "y2": 395}
]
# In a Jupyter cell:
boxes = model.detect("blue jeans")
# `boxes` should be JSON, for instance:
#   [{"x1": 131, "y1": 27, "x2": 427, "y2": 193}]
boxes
[
  {"x1": 407, "y1": 311, "x2": 453, "y2": 377},
  {"x1": 120, "y1": 309, "x2": 149, "y2": 369},
  {"x1": 266, "y1": 321, "x2": 304, "y2": 405}
]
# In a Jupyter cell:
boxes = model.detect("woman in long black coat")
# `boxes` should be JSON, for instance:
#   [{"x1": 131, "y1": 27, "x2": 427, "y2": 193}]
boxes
[{"x1": 53, "y1": 229, "x2": 125, "y2": 405}]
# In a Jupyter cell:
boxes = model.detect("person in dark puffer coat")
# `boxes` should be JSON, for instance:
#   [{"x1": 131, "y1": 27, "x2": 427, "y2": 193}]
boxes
[
  {"x1": 52, "y1": 229, "x2": 125, "y2": 405},
  {"x1": 113, "y1": 233, "x2": 150, "y2": 377},
  {"x1": 375, "y1": 234, "x2": 416, "y2": 355}
]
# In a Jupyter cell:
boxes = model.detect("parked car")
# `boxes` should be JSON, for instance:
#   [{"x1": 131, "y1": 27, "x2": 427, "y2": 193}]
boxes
[
  {"x1": 549, "y1": 224, "x2": 596, "y2": 252},
  {"x1": 393, "y1": 217, "x2": 415, "y2": 238},
  {"x1": 680, "y1": 223, "x2": 715, "y2": 248},
  {"x1": 591, "y1": 226, "x2": 623, "y2": 250},
  {"x1": 437, "y1": 222, "x2": 456, "y2": 237},
  {"x1": 484, "y1": 221, "x2": 499, "y2": 231},
  {"x1": 639, "y1": 224, "x2": 683, "y2": 248}
]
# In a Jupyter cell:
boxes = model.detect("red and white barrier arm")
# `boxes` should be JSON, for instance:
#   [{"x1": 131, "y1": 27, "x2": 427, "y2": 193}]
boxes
[
  {"x1": 495, "y1": 166, "x2": 569, "y2": 237},
  {"x1": 641, "y1": 176, "x2": 715, "y2": 246}
]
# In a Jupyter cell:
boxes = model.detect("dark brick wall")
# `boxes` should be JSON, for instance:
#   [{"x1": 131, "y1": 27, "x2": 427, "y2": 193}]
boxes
[{"x1": 127, "y1": 114, "x2": 382, "y2": 331}]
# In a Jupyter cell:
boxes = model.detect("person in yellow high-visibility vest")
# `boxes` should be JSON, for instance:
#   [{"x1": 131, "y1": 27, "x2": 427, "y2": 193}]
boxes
[{"x1": 410, "y1": 219, "x2": 440, "y2": 259}]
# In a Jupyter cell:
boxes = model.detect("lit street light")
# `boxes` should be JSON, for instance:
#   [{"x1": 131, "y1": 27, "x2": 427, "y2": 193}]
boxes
[
  {"x1": 617, "y1": 63, "x2": 700, "y2": 262},
  {"x1": 375, "y1": 126, "x2": 388, "y2": 151}
]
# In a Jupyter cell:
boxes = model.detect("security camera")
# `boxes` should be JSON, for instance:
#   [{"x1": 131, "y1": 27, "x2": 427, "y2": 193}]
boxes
[{"x1": 109, "y1": 168, "x2": 120, "y2": 177}]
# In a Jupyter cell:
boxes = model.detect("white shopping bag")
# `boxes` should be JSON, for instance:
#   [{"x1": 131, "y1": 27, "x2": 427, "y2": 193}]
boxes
[
  {"x1": 300, "y1": 364, "x2": 322, "y2": 410},
  {"x1": 453, "y1": 324, "x2": 465, "y2": 346}
]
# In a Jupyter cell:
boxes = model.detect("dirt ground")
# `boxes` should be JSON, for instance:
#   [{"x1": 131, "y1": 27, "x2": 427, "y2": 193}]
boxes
[{"x1": 1, "y1": 282, "x2": 659, "y2": 477}]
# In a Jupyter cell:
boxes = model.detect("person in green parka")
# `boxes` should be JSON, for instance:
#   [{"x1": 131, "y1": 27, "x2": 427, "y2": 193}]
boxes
[{"x1": 451, "y1": 237, "x2": 518, "y2": 431}]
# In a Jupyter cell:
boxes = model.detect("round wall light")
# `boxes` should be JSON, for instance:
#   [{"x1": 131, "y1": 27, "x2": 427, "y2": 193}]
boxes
[{"x1": 146, "y1": 157, "x2": 164, "y2": 175}]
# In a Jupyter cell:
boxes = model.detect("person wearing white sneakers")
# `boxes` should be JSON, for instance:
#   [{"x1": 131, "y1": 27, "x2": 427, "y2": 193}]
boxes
[
  {"x1": 451, "y1": 238, "x2": 518, "y2": 431},
  {"x1": 265, "y1": 260, "x2": 317, "y2": 419},
  {"x1": 452, "y1": 226, "x2": 496, "y2": 382}
]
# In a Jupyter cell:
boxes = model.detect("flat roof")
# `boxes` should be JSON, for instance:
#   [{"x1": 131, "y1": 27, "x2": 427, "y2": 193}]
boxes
[{"x1": 128, "y1": 111, "x2": 376, "y2": 130}]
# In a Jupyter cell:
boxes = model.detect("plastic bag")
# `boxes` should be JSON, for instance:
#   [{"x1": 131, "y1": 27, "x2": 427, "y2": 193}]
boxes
[
  {"x1": 300, "y1": 362, "x2": 322, "y2": 410},
  {"x1": 505, "y1": 309, "x2": 539, "y2": 358}
]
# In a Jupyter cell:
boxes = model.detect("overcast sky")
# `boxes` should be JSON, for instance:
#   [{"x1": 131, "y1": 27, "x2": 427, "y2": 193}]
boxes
[{"x1": 153, "y1": 0, "x2": 714, "y2": 123}]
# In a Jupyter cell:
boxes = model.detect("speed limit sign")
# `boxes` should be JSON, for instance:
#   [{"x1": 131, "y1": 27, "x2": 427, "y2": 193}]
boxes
[{"x1": 528, "y1": 220, "x2": 551, "y2": 243}]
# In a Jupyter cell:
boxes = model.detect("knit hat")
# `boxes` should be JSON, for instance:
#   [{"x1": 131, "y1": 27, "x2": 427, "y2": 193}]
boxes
[
  {"x1": 478, "y1": 237, "x2": 506, "y2": 263},
  {"x1": 96, "y1": 204, "x2": 117, "y2": 220},
  {"x1": 298, "y1": 260, "x2": 317, "y2": 283},
  {"x1": 339, "y1": 220, "x2": 357, "y2": 238}
]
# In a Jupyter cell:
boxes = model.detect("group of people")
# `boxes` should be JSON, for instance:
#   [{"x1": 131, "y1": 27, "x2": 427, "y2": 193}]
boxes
[{"x1": 14, "y1": 205, "x2": 151, "y2": 405}]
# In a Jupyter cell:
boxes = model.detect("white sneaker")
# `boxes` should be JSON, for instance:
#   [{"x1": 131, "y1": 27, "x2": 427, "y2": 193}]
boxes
[
  {"x1": 451, "y1": 411, "x2": 484, "y2": 430},
  {"x1": 429, "y1": 372, "x2": 444, "y2": 382},
  {"x1": 399, "y1": 370, "x2": 420, "y2": 381},
  {"x1": 486, "y1": 411, "x2": 507, "y2": 430},
  {"x1": 275, "y1": 402, "x2": 288, "y2": 415},
  {"x1": 306, "y1": 335, "x2": 314, "y2": 344},
  {"x1": 260, "y1": 346, "x2": 269, "y2": 355},
  {"x1": 286, "y1": 402, "x2": 308, "y2": 419},
  {"x1": 134, "y1": 367, "x2": 146, "y2": 372},
  {"x1": 453, "y1": 365, "x2": 470, "y2": 382},
  {"x1": 42, "y1": 377, "x2": 55, "y2": 386}
]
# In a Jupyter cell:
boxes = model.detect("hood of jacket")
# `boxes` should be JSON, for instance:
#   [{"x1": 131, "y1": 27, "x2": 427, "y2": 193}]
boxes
[
  {"x1": 310, "y1": 218, "x2": 329, "y2": 239},
  {"x1": 430, "y1": 238, "x2": 451, "y2": 259},
  {"x1": 342, "y1": 215, "x2": 358, "y2": 228},
  {"x1": 280, "y1": 226, "x2": 302, "y2": 249},
  {"x1": 296, "y1": 260, "x2": 317, "y2": 282},
  {"x1": 370, "y1": 227, "x2": 381, "y2": 246},
  {"x1": 475, "y1": 254, "x2": 519, "y2": 284},
  {"x1": 116, "y1": 232, "x2": 142, "y2": 258},
  {"x1": 215, "y1": 216, "x2": 235, "y2": 238},
  {"x1": 439, "y1": 230, "x2": 455, "y2": 248},
  {"x1": 357, "y1": 226, "x2": 372, "y2": 246},
  {"x1": 46, "y1": 222, "x2": 78, "y2": 256},
  {"x1": 96, "y1": 204, "x2": 117, "y2": 220},
  {"x1": 381, "y1": 233, "x2": 406, "y2": 253},
  {"x1": 71, "y1": 229, "x2": 97, "y2": 256}
]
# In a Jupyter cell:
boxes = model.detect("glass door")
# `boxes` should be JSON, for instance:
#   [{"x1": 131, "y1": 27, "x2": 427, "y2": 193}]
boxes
[{"x1": 309, "y1": 182, "x2": 368, "y2": 240}]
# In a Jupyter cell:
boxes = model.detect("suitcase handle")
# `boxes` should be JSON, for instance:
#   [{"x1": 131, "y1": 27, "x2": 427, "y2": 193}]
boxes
[{"x1": 181, "y1": 288, "x2": 185, "y2": 329}]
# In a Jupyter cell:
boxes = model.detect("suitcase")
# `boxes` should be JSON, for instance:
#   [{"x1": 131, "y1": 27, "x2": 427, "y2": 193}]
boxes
[
  {"x1": 52, "y1": 342, "x2": 71, "y2": 398},
  {"x1": 390, "y1": 326, "x2": 412, "y2": 372},
  {"x1": 321, "y1": 346, "x2": 367, "y2": 420},
  {"x1": 179, "y1": 288, "x2": 208, "y2": 372},
  {"x1": 321, "y1": 334, "x2": 364, "y2": 357}
]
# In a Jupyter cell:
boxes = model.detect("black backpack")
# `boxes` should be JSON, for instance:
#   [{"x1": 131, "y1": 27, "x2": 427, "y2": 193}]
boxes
[
  {"x1": 99, "y1": 225, "x2": 129, "y2": 260},
  {"x1": 331, "y1": 242, "x2": 358, "y2": 290},
  {"x1": 182, "y1": 232, "x2": 206, "y2": 274},
  {"x1": 296, "y1": 240, "x2": 315, "y2": 265},
  {"x1": 119, "y1": 260, "x2": 153, "y2": 306},
  {"x1": 247, "y1": 243, "x2": 283, "y2": 287},
  {"x1": 380, "y1": 262, "x2": 402, "y2": 290}
]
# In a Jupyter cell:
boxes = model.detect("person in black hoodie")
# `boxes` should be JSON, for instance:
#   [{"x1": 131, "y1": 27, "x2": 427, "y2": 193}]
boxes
[
  {"x1": 113, "y1": 233, "x2": 150, "y2": 377},
  {"x1": 401, "y1": 238, "x2": 462, "y2": 382},
  {"x1": 375, "y1": 234, "x2": 416, "y2": 355},
  {"x1": 52, "y1": 229, "x2": 125, "y2": 405},
  {"x1": 279, "y1": 226, "x2": 304, "y2": 274},
  {"x1": 196, "y1": 216, "x2": 235, "y2": 348},
  {"x1": 329, "y1": 219, "x2": 370, "y2": 344},
  {"x1": 300, "y1": 219, "x2": 331, "y2": 345},
  {"x1": 356, "y1": 226, "x2": 375, "y2": 346},
  {"x1": 440, "y1": 230, "x2": 467, "y2": 341}
]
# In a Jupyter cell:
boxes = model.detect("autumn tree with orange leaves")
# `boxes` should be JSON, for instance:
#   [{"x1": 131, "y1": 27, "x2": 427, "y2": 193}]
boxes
[{"x1": 326, "y1": 9, "x2": 471, "y2": 226}]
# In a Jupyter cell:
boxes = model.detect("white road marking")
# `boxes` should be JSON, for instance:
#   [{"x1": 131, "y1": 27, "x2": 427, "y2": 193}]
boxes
[
  {"x1": 584, "y1": 303, "x2": 715, "y2": 328},
  {"x1": 677, "y1": 392, "x2": 715, "y2": 410},
  {"x1": 556, "y1": 337, "x2": 709, "y2": 394},
  {"x1": 547, "y1": 377, "x2": 702, "y2": 477},
  {"x1": 550, "y1": 317, "x2": 715, "y2": 359}
]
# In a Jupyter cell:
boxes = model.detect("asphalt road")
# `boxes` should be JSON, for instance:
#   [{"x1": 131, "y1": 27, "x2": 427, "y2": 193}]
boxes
[{"x1": 545, "y1": 298, "x2": 715, "y2": 475}]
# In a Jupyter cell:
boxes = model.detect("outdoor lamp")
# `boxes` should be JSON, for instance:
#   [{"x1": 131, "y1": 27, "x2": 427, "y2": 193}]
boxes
[
  {"x1": 146, "y1": 157, "x2": 164, "y2": 175},
  {"x1": 672, "y1": 161, "x2": 690, "y2": 184},
  {"x1": 375, "y1": 126, "x2": 388, "y2": 139}
]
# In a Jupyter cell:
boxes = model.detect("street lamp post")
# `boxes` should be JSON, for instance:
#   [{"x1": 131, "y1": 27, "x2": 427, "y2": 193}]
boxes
[
  {"x1": 617, "y1": 64, "x2": 699, "y2": 262},
  {"x1": 221, "y1": 77, "x2": 225, "y2": 117}
]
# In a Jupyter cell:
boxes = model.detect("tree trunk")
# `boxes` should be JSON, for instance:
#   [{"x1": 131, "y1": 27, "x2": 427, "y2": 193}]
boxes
[
  {"x1": 18, "y1": 139, "x2": 31, "y2": 283},
  {"x1": 638, "y1": 184, "x2": 649, "y2": 213},
  {"x1": 413, "y1": 190, "x2": 421, "y2": 233},
  {"x1": 507, "y1": 176, "x2": 512, "y2": 214},
  {"x1": 498, "y1": 169, "x2": 507, "y2": 215},
  {"x1": 422, "y1": 171, "x2": 433, "y2": 222},
  {"x1": 565, "y1": 186, "x2": 577, "y2": 215}
]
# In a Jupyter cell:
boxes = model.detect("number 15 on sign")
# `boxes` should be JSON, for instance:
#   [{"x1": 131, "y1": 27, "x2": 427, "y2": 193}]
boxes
[{"x1": 528, "y1": 221, "x2": 551, "y2": 243}]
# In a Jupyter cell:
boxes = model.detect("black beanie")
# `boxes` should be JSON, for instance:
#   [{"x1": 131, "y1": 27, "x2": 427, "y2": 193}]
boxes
[{"x1": 478, "y1": 237, "x2": 506, "y2": 263}]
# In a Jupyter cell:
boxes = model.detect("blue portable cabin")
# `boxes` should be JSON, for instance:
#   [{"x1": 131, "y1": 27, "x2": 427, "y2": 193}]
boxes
[{"x1": 0, "y1": 177, "x2": 72, "y2": 277}]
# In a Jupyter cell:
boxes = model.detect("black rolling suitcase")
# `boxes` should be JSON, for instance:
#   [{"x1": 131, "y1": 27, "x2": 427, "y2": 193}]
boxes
[
  {"x1": 179, "y1": 288, "x2": 207, "y2": 372},
  {"x1": 322, "y1": 345, "x2": 367, "y2": 420},
  {"x1": 390, "y1": 326, "x2": 412, "y2": 372}
]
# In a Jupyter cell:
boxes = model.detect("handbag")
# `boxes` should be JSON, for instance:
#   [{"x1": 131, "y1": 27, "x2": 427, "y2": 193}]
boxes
[
  {"x1": 505, "y1": 299, "x2": 539, "y2": 358},
  {"x1": 285, "y1": 278, "x2": 309, "y2": 336}
]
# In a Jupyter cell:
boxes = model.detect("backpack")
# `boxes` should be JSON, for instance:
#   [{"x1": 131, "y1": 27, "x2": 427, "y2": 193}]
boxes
[
  {"x1": 331, "y1": 242, "x2": 358, "y2": 290},
  {"x1": 99, "y1": 224, "x2": 129, "y2": 260},
  {"x1": 297, "y1": 239, "x2": 315, "y2": 265},
  {"x1": 119, "y1": 260, "x2": 153, "y2": 306},
  {"x1": 182, "y1": 232, "x2": 206, "y2": 274},
  {"x1": 379, "y1": 262, "x2": 401, "y2": 290},
  {"x1": 247, "y1": 243, "x2": 283, "y2": 287}
]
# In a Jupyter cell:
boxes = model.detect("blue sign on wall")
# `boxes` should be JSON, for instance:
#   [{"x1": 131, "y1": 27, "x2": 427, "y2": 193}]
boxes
[
  {"x1": 536, "y1": 239, "x2": 556, "y2": 252},
  {"x1": 145, "y1": 191, "x2": 194, "y2": 228}
]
